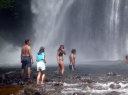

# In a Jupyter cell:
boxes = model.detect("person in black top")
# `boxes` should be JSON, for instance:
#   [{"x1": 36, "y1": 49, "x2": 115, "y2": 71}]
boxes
[{"x1": 56, "y1": 45, "x2": 66, "y2": 75}]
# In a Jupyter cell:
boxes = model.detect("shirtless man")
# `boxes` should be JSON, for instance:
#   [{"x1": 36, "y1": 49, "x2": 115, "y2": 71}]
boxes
[
  {"x1": 123, "y1": 55, "x2": 128, "y2": 64},
  {"x1": 69, "y1": 49, "x2": 76, "y2": 71},
  {"x1": 21, "y1": 39, "x2": 33, "y2": 79}
]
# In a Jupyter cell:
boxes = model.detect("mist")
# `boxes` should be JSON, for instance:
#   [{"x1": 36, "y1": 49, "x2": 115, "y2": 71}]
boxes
[{"x1": 0, "y1": 0, "x2": 128, "y2": 67}]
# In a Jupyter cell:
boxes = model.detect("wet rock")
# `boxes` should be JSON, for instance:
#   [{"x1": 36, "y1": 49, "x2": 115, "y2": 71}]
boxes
[
  {"x1": 18, "y1": 81, "x2": 25, "y2": 86},
  {"x1": 24, "y1": 87, "x2": 41, "y2": 95},
  {"x1": 0, "y1": 78, "x2": 2, "y2": 83},
  {"x1": 39, "y1": 87, "x2": 48, "y2": 95},
  {"x1": 109, "y1": 84, "x2": 121, "y2": 89},
  {"x1": 84, "y1": 74, "x2": 89, "y2": 76},
  {"x1": 1, "y1": 74, "x2": 6, "y2": 80},
  {"x1": 12, "y1": 83, "x2": 18, "y2": 86},
  {"x1": 53, "y1": 82, "x2": 63, "y2": 86},
  {"x1": 83, "y1": 84, "x2": 94, "y2": 89},
  {"x1": 54, "y1": 92, "x2": 64, "y2": 95},
  {"x1": 0, "y1": 83, "x2": 4, "y2": 86},
  {"x1": 45, "y1": 78, "x2": 53, "y2": 82},
  {"x1": 73, "y1": 92, "x2": 86, "y2": 95},
  {"x1": 10, "y1": 94, "x2": 14, "y2": 95},
  {"x1": 0, "y1": 72, "x2": 22, "y2": 85},
  {"x1": 106, "y1": 91, "x2": 120, "y2": 95},
  {"x1": 0, "y1": 74, "x2": 7, "y2": 84},
  {"x1": 75, "y1": 76, "x2": 81, "y2": 79},
  {"x1": 54, "y1": 86, "x2": 63, "y2": 94},
  {"x1": 82, "y1": 79, "x2": 94, "y2": 83},
  {"x1": 32, "y1": 73, "x2": 37, "y2": 80},
  {"x1": 93, "y1": 86, "x2": 103, "y2": 90},
  {"x1": 107, "y1": 72, "x2": 116, "y2": 76}
]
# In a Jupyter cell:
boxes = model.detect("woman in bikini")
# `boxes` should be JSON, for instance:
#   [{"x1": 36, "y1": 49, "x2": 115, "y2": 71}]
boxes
[{"x1": 56, "y1": 45, "x2": 66, "y2": 75}]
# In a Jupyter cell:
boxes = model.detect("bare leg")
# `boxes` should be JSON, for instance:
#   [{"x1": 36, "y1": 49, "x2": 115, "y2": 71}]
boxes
[
  {"x1": 61, "y1": 62, "x2": 64, "y2": 75},
  {"x1": 37, "y1": 71, "x2": 41, "y2": 85},
  {"x1": 57, "y1": 64, "x2": 62, "y2": 74},
  {"x1": 56, "y1": 65, "x2": 60, "y2": 74},
  {"x1": 21, "y1": 69, "x2": 24, "y2": 78},
  {"x1": 27, "y1": 67, "x2": 31, "y2": 79},
  {"x1": 41, "y1": 71, "x2": 45, "y2": 84},
  {"x1": 60, "y1": 61, "x2": 64, "y2": 75}
]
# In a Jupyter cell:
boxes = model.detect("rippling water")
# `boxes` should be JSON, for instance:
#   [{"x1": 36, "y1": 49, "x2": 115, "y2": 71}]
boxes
[
  {"x1": 46, "y1": 61, "x2": 128, "y2": 95},
  {"x1": 1, "y1": 61, "x2": 128, "y2": 95}
]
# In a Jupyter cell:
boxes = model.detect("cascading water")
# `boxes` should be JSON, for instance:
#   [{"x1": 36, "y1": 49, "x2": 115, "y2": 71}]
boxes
[
  {"x1": 31, "y1": 0, "x2": 128, "y2": 63},
  {"x1": 104, "y1": 0, "x2": 121, "y2": 60},
  {"x1": 31, "y1": 0, "x2": 74, "y2": 63}
]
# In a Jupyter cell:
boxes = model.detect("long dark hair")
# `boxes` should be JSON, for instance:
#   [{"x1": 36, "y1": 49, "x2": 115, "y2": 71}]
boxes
[{"x1": 38, "y1": 47, "x2": 45, "y2": 55}]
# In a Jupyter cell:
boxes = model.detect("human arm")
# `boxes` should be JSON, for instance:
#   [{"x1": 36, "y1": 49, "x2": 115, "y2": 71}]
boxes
[
  {"x1": 62, "y1": 49, "x2": 66, "y2": 55},
  {"x1": 43, "y1": 55, "x2": 46, "y2": 63},
  {"x1": 74, "y1": 57, "x2": 76, "y2": 70},
  {"x1": 21, "y1": 48, "x2": 23, "y2": 63},
  {"x1": 28, "y1": 47, "x2": 34, "y2": 64},
  {"x1": 57, "y1": 50, "x2": 60, "y2": 64}
]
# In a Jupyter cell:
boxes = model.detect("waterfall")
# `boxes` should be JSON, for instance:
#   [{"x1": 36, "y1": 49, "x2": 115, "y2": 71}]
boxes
[
  {"x1": 110, "y1": 0, "x2": 120, "y2": 59},
  {"x1": 31, "y1": 0, "x2": 74, "y2": 63},
  {"x1": 104, "y1": 0, "x2": 120, "y2": 60},
  {"x1": 31, "y1": 0, "x2": 128, "y2": 63}
]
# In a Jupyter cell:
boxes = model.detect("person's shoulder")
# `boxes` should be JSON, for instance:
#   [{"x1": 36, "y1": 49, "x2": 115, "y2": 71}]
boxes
[
  {"x1": 22, "y1": 45, "x2": 26, "y2": 50},
  {"x1": 22, "y1": 45, "x2": 25, "y2": 48},
  {"x1": 41, "y1": 52, "x2": 45, "y2": 55},
  {"x1": 69, "y1": 54, "x2": 73, "y2": 57},
  {"x1": 71, "y1": 53, "x2": 74, "y2": 57},
  {"x1": 27, "y1": 45, "x2": 31, "y2": 49}
]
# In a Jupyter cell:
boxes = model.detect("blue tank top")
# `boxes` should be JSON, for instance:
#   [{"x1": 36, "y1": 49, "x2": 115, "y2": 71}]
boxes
[{"x1": 36, "y1": 52, "x2": 45, "y2": 62}]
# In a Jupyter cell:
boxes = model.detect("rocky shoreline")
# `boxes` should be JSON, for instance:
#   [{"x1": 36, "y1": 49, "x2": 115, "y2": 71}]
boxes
[{"x1": 1, "y1": 69, "x2": 128, "y2": 95}]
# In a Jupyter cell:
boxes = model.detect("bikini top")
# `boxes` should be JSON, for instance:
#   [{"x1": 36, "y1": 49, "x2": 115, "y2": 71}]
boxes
[{"x1": 59, "y1": 52, "x2": 63, "y2": 56}]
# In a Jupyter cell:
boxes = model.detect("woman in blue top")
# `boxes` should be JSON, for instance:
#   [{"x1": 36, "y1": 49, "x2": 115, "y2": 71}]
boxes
[{"x1": 36, "y1": 47, "x2": 46, "y2": 85}]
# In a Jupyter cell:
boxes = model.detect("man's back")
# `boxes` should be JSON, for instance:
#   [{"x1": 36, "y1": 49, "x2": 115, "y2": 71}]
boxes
[
  {"x1": 69, "y1": 53, "x2": 75, "y2": 64},
  {"x1": 22, "y1": 45, "x2": 30, "y2": 56}
]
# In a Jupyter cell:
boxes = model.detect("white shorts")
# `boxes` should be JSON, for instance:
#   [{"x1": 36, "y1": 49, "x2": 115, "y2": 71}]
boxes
[{"x1": 37, "y1": 61, "x2": 46, "y2": 71}]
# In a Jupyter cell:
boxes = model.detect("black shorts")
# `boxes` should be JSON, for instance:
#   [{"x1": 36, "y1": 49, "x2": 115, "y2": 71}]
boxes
[
  {"x1": 126, "y1": 55, "x2": 128, "y2": 59},
  {"x1": 21, "y1": 56, "x2": 31, "y2": 69},
  {"x1": 69, "y1": 64, "x2": 75, "y2": 71}
]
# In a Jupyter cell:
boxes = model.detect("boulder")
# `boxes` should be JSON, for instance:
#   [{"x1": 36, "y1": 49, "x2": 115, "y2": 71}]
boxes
[
  {"x1": 106, "y1": 91, "x2": 120, "y2": 95},
  {"x1": 107, "y1": 72, "x2": 116, "y2": 76},
  {"x1": 109, "y1": 84, "x2": 121, "y2": 89},
  {"x1": 73, "y1": 92, "x2": 90, "y2": 95},
  {"x1": 53, "y1": 82, "x2": 63, "y2": 86},
  {"x1": 24, "y1": 87, "x2": 41, "y2": 95},
  {"x1": 82, "y1": 79, "x2": 94, "y2": 83}
]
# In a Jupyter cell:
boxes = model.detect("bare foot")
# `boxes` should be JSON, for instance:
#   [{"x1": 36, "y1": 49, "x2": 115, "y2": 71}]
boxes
[{"x1": 41, "y1": 83, "x2": 45, "y2": 85}]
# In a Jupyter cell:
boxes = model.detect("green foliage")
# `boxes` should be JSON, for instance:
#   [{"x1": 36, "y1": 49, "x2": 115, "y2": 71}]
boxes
[
  {"x1": 0, "y1": 0, "x2": 20, "y2": 19},
  {"x1": 0, "y1": 0, "x2": 15, "y2": 9}
]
